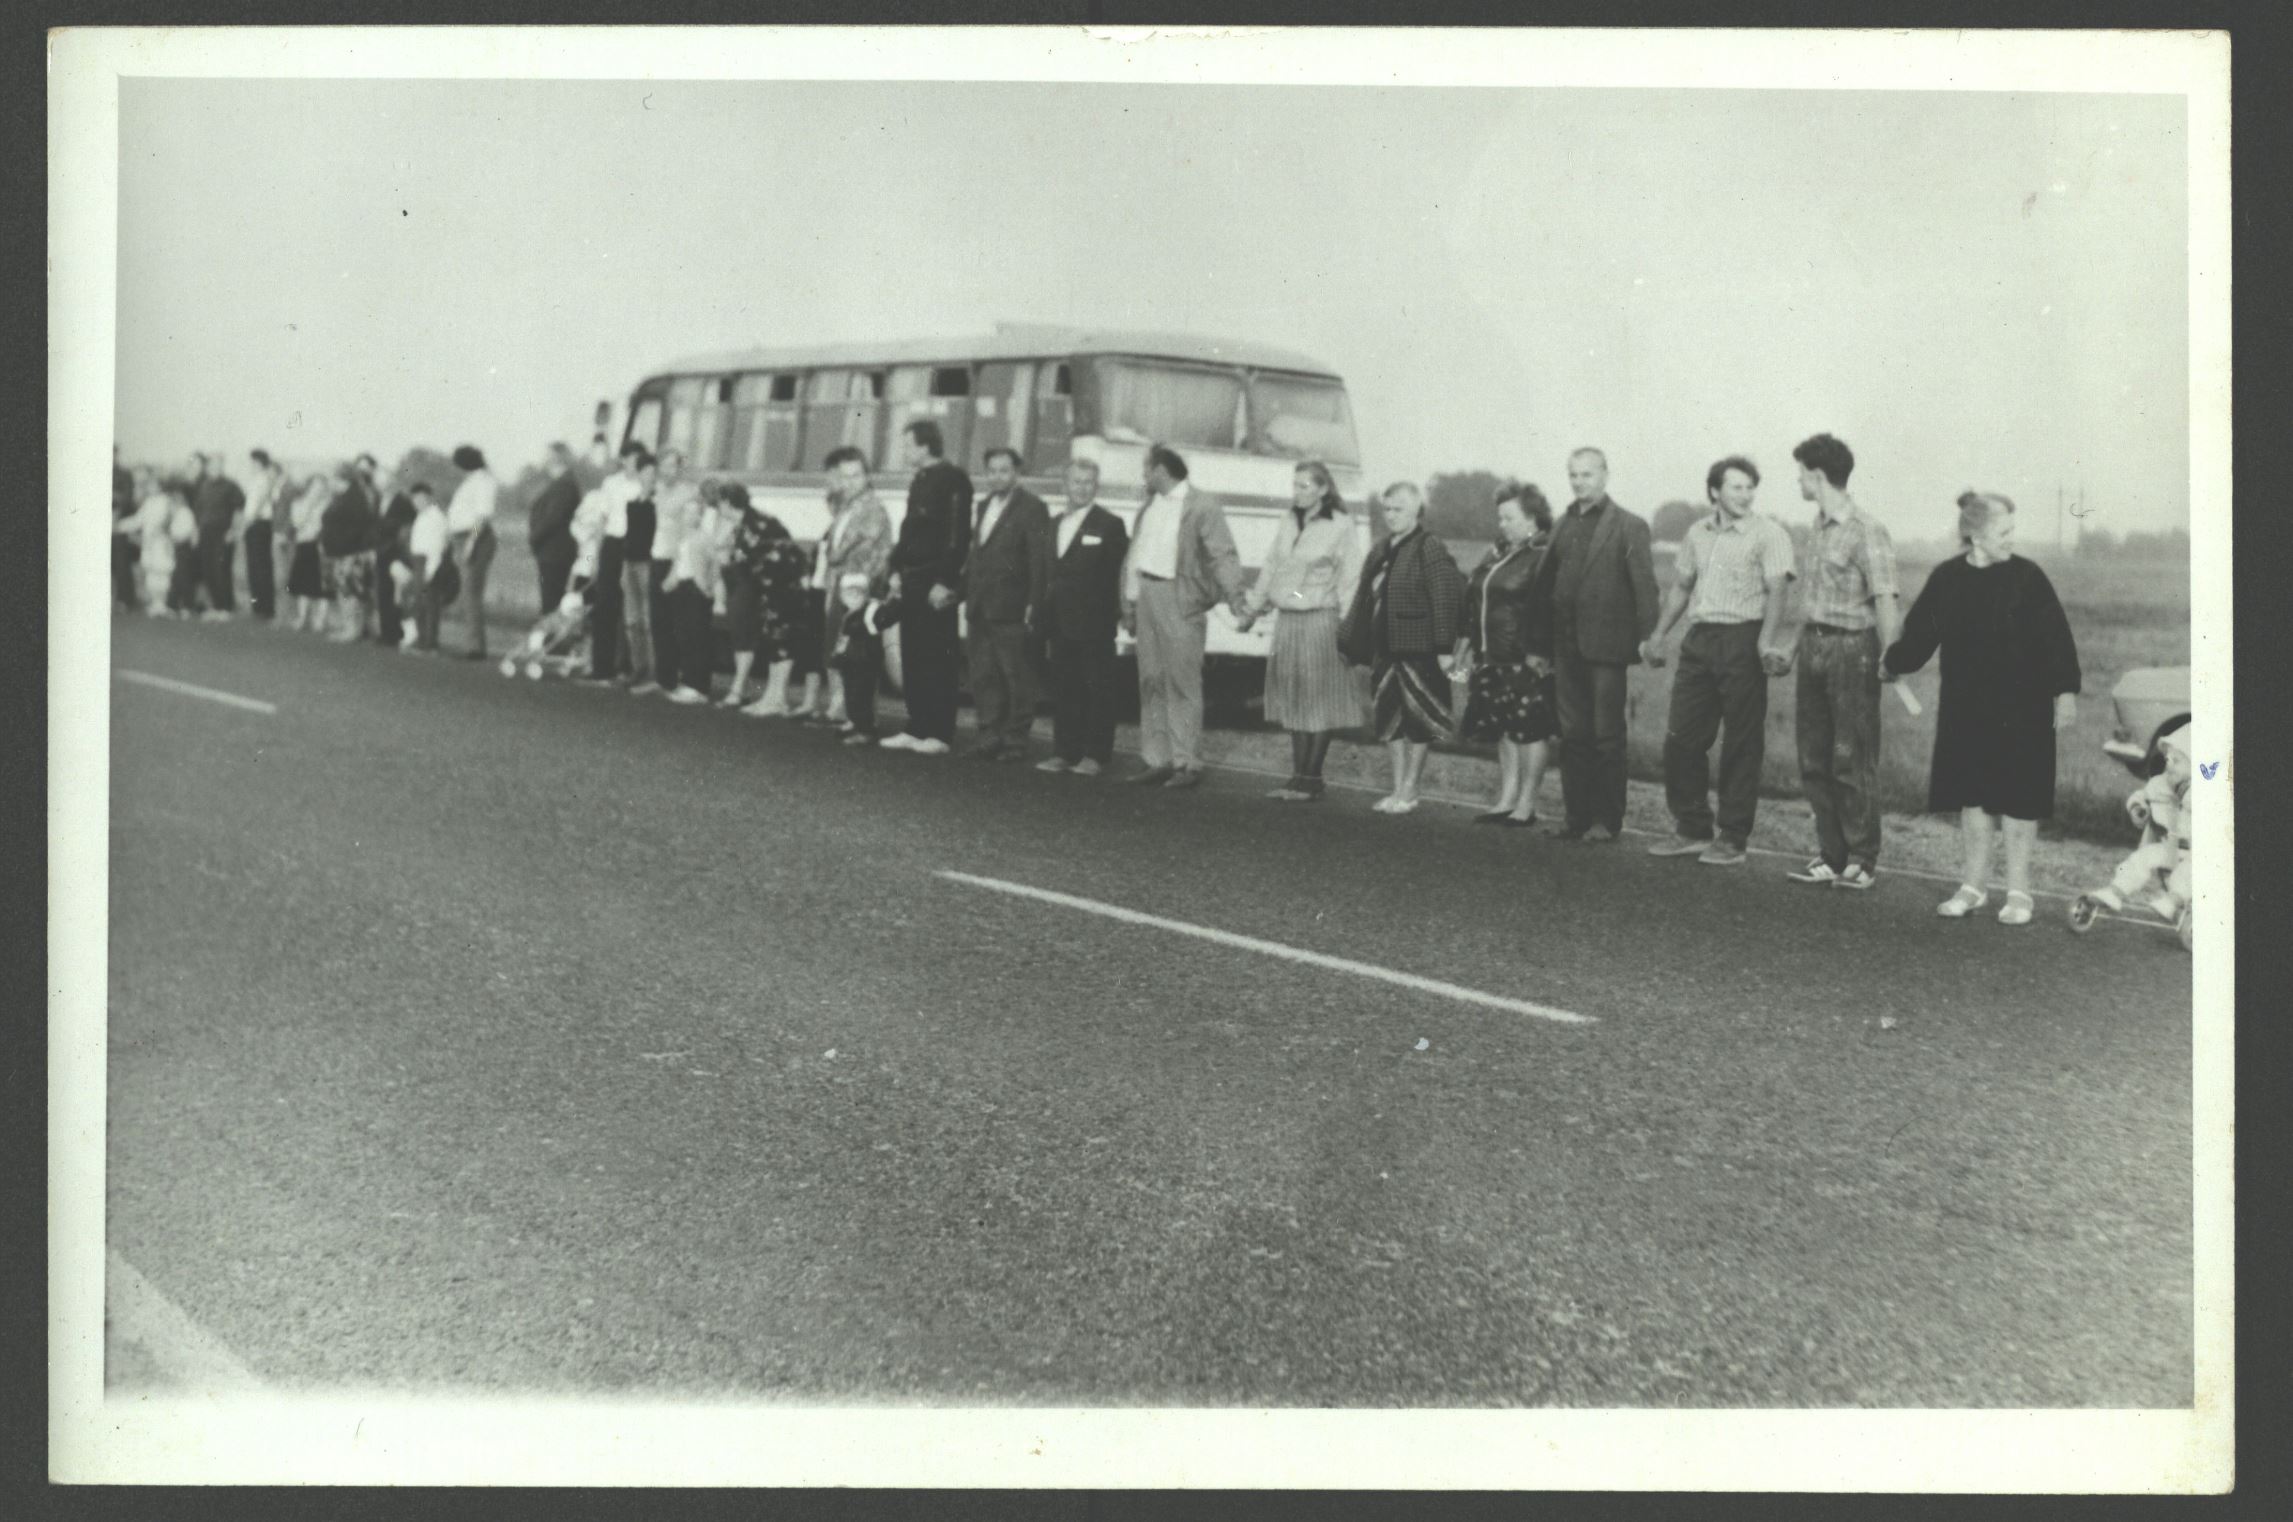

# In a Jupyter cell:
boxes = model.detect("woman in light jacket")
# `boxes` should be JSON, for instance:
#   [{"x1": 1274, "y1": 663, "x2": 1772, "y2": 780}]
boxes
[
  {"x1": 1458, "y1": 481, "x2": 1560, "y2": 825},
  {"x1": 1342, "y1": 480, "x2": 1467, "y2": 815},
  {"x1": 1237, "y1": 460, "x2": 1369, "y2": 801}
]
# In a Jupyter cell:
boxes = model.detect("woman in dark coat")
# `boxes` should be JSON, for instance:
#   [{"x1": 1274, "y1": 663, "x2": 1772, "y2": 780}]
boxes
[
  {"x1": 1458, "y1": 480, "x2": 1559, "y2": 826},
  {"x1": 717, "y1": 483, "x2": 813, "y2": 711},
  {"x1": 1342, "y1": 480, "x2": 1466, "y2": 815},
  {"x1": 1883, "y1": 491, "x2": 2082, "y2": 926}
]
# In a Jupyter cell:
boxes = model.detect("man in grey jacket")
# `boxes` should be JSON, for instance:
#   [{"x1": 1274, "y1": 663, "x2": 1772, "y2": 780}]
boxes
[
  {"x1": 1120, "y1": 443, "x2": 1250, "y2": 790},
  {"x1": 1527, "y1": 447, "x2": 1661, "y2": 841}
]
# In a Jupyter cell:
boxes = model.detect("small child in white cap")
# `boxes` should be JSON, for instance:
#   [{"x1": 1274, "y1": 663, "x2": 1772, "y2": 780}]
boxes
[{"x1": 2071, "y1": 721, "x2": 2197, "y2": 949}]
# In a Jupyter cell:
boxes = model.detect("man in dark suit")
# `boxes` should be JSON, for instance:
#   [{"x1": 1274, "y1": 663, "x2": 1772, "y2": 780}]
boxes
[
  {"x1": 527, "y1": 441, "x2": 585, "y2": 618},
  {"x1": 1527, "y1": 447, "x2": 1661, "y2": 841},
  {"x1": 959, "y1": 446, "x2": 1055, "y2": 761},
  {"x1": 190, "y1": 452, "x2": 246, "y2": 620},
  {"x1": 1036, "y1": 457, "x2": 1130, "y2": 776},
  {"x1": 880, "y1": 420, "x2": 973, "y2": 756}
]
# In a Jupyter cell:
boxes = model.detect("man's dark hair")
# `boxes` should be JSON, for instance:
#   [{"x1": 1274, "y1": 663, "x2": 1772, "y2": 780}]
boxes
[
  {"x1": 823, "y1": 445, "x2": 870, "y2": 473},
  {"x1": 982, "y1": 446, "x2": 1023, "y2": 472},
  {"x1": 1791, "y1": 434, "x2": 1854, "y2": 490},
  {"x1": 904, "y1": 420, "x2": 945, "y2": 458},
  {"x1": 1705, "y1": 455, "x2": 1761, "y2": 499},
  {"x1": 250, "y1": 448, "x2": 272, "y2": 469},
  {"x1": 451, "y1": 445, "x2": 486, "y2": 472},
  {"x1": 618, "y1": 438, "x2": 647, "y2": 460},
  {"x1": 630, "y1": 448, "x2": 657, "y2": 471},
  {"x1": 1145, "y1": 443, "x2": 1189, "y2": 482},
  {"x1": 411, "y1": 482, "x2": 435, "y2": 500}
]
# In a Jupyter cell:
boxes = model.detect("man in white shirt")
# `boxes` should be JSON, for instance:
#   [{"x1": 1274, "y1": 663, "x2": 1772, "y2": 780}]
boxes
[
  {"x1": 583, "y1": 443, "x2": 647, "y2": 683},
  {"x1": 1119, "y1": 443, "x2": 1248, "y2": 788},
  {"x1": 648, "y1": 447, "x2": 705, "y2": 695},
  {"x1": 242, "y1": 449, "x2": 283, "y2": 621},
  {"x1": 446, "y1": 444, "x2": 500, "y2": 659},
  {"x1": 405, "y1": 483, "x2": 451, "y2": 654}
]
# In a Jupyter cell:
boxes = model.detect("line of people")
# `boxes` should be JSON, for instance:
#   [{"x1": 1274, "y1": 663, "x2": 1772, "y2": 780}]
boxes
[{"x1": 115, "y1": 425, "x2": 2193, "y2": 944}]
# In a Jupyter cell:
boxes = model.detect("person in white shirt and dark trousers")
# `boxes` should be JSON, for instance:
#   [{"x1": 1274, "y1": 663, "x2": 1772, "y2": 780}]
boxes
[
  {"x1": 1120, "y1": 443, "x2": 1250, "y2": 790},
  {"x1": 445, "y1": 445, "x2": 499, "y2": 660},
  {"x1": 404, "y1": 484, "x2": 452, "y2": 654},
  {"x1": 658, "y1": 474, "x2": 725, "y2": 704}
]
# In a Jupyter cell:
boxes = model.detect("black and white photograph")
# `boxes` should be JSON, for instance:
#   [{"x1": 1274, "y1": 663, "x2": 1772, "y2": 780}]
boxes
[{"x1": 49, "y1": 25, "x2": 2232, "y2": 1491}]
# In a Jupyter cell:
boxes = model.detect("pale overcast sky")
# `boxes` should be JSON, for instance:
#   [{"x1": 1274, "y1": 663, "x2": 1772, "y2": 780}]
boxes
[{"x1": 116, "y1": 80, "x2": 2188, "y2": 539}]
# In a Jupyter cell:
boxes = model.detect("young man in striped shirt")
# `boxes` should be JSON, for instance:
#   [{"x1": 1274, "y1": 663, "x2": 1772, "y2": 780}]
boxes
[{"x1": 1644, "y1": 455, "x2": 1797, "y2": 865}]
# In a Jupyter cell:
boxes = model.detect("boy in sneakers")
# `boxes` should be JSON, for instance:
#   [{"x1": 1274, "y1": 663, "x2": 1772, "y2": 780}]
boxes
[{"x1": 2071, "y1": 722, "x2": 2197, "y2": 946}]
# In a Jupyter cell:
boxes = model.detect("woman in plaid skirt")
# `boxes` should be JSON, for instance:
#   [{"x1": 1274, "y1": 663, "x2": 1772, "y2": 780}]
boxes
[{"x1": 1341, "y1": 481, "x2": 1466, "y2": 815}]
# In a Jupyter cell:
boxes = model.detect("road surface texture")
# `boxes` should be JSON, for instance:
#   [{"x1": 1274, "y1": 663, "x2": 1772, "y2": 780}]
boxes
[{"x1": 104, "y1": 615, "x2": 2194, "y2": 1407}]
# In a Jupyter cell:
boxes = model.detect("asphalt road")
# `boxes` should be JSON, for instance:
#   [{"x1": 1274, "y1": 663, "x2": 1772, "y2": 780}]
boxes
[{"x1": 103, "y1": 614, "x2": 2195, "y2": 1407}]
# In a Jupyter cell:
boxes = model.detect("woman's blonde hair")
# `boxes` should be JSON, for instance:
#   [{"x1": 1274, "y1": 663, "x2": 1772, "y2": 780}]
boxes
[{"x1": 1956, "y1": 490, "x2": 2015, "y2": 549}]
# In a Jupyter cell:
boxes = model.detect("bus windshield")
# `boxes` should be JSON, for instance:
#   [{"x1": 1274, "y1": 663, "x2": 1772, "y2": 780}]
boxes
[{"x1": 1248, "y1": 373, "x2": 1360, "y2": 466}]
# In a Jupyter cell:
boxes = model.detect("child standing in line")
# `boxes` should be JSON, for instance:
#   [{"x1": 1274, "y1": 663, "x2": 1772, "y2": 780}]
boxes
[
  {"x1": 828, "y1": 570, "x2": 902, "y2": 747},
  {"x1": 2071, "y1": 722, "x2": 2197, "y2": 950},
  {"x1": 164, "y1": 486, "x2": 202, "y2": 614}
]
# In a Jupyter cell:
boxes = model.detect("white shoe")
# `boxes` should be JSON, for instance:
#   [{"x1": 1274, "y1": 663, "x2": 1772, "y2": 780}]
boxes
[
  {"x1": 739, "y1": 697, "x2": 781, "y2": 717},
  {"x1": 498, "y1": 657, "x2": 520, "y2": 678},
  {"x1": 1072, "y1": 758, "x2": 1102, "y2": 777},
  {"x1": 877, "y1": 732, "x2": 918, "y2": 751},
  {"x1": 667, "y1": 686, "x2": 708, "y2": 705},
  {"x1": 629, "y1": 681, "x2": 661, "y2": 697},
  {"x1": 1372, "y1": 795, "x2": 1401, "y2": 813},
  {"x1": 911, "y1": 738, "x2": 951, "y2": 756},
  {"x1": 1997, "y1": 891, "x2": 2035, "y2": 926},
  {"x1": 1937, "y1": 885, "x2": 1988, "y2": 918},
  {"x1": 1035, "y1": 757, "x2": 1071, "y2": 773}
]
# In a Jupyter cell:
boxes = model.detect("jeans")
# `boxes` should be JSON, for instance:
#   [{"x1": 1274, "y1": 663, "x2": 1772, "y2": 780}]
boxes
[
  {"x1": 534, "y1": 537, "x2": 577, "y2": 620},
  {"x1": 1795, "y1": 625, "x2": 1883, "y2": 870},
  {"x1": 898, "y1": 600, "x2": 962, "y2": 742},
  {"x1": 1051, "y1": 637, "x2": 1119, "y2": 765},
  {"x1": 1662, "y1": 621, "x2": 1768, "y2": 845},
  {"x1": 590, "y1": 541, "x2": 625, "y2": 678},
  {"x1": 458, "y1": 524, "x2": 497, "y2": 655},
  {"x1": 667, "y1": 582, "x2": 715, "y2": 692},
  {"x1": 620, "y1": 555, "x2": 655, "y2": 679},
  {"x1": 1554, "y1": 653, "x2": 1629, "y2": 834},
  {"x1": 649, "y1": 561, "x2": 682, "y2": 689},
  {"x1": 966, "y1": 619, "x2": 1038, "y2": 749}
]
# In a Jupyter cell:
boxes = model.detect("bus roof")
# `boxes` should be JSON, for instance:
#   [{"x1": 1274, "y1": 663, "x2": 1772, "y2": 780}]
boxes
[{"x1": 652, "y1": 324, "x2": 1343, "y2": 383}]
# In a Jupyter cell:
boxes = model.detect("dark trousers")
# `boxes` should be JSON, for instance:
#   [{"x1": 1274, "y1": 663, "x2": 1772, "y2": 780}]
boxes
[
  {"x1": 375, "y1": 549, "x2": 403, "y2": 645},
  {"x1": 198, "y1": 524, "x2": 235, "y2": 612},
  {"x1": 167, "y1": 553, "x2": 200, "y2": 612},
  {"x1": 413, "y1": 566, "x2": 445, "y2": 652},
  {"x1": 591, "y1": 541, "x2": 626, "y2": 678},
  {"x1": 899, "y1": 601, "x2": 962, "y2": 742},
  {"x1": 1662, "y1": 621, "x2": 1768, "y2": 845},
  {"x1": 535, "y1": 538, "x2": 577, "y2": 619},
  {"x1": 1795, "y1": 625, "x2": 1884, "y2": 870},
  {"x1": 966, "y1": 618, "x2": 1037, "y2": 749},
  {"x1": 1554, "y1": 652, "x2": 1630, "y2": 834},
  {"x1": 668, "y1": 582, "x2": 714, "y2": 691},
  {"x1": 242, "y1": 521, "x2": 276, "y2": 619},
  {"x1": 112, "y1": 534, "x2": 141, "y2": 608},
  {"x1": 1050, "y1": 637, "x2": 1118, "y2": 764},
  {"x1": 837, "y1": 643, "x2": 882, "y2": 734},
  {"x1": 458, "y1": 524, "x2": 497, "y2": 655}
]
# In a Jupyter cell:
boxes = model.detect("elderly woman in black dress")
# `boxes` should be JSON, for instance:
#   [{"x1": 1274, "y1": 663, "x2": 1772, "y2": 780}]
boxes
[
  {"x1": 1457, "y1": 480, "x2": 1559, "y2": 826},
  {"x1": 1883, "y1": 491, "x2": 2081, "y2": 926},
  {"x1": 1342, "y1": 481, "x2": 1466, "y2": 815},
  {"x1": 716, "y1": 483, "x2": 814, "y2": 710}
]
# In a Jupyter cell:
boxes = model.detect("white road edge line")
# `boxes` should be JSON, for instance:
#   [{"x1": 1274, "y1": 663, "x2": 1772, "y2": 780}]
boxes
[
  {"x1": 937, "y1": 869, "x2": 1595, "y2": 1026},
  {"x1": 105, "y1": 1248, "x2": 265, "y2": 1393},
  {"x1": 116, "y1": 669, "x2": 278, "y2": 715}
]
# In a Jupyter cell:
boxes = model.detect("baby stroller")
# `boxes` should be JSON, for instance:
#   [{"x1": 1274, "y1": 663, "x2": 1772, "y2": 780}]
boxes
[{"x1": 500, "y1": 586, "x2": 592, "y2": 680}]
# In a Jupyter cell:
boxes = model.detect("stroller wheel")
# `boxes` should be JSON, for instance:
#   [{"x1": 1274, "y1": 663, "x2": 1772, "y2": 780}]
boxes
[
  {"x1": 525, "y1": 663, "x2": 545, "y2": 680},
  {"x1": 498, "y1": 657, "x2": 519, "y2": 678}
]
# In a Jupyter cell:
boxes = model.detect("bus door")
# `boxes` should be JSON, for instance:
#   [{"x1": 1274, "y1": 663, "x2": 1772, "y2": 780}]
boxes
[
  {"x1": 888, "y1": 364, "x2": 975, "y2": 468},
  {"x1": 1029, "y1": 360, "x2": 1074, "y2": 478},
  {"x1": 803, "y1": 368, "x2": 886, "y2": 470},
  {"x1": 968, "y1": 360, "x2": 1035, "y2": 474},
  {"x1": 728, "y1": 372, "x2": 803, "y2": 475},
  {"x1": 624, "y1": 379, "x2": 670, "y2": 455}
]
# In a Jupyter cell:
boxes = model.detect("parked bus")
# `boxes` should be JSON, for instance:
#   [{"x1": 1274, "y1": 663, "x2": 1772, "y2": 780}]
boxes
[{"x1": 605, "y1": 323, "x2": 1367, "y2": 666}]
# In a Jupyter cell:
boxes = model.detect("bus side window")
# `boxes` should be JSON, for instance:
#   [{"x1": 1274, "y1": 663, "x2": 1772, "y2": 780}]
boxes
[
  {"x1": 692, "y1": 376, "x2": 734, "y2": 470},
  {"x1": 803, "y1": 369, "x2": 882, "y2": 468},
  {"x1": 665, "y1": 377, "x2": 707, "y2": 462},
  {"x1": 730, "y1": 374, "x2": 801, "y2": 473},
  {"x1": 1030, "y1": 361, "x2": 1073, "y2": 472}
]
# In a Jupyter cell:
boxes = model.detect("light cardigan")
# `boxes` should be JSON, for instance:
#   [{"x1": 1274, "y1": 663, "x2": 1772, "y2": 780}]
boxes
[{"x1": 1247, "y1": 508, "x2": 1370, "y2": 616}]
